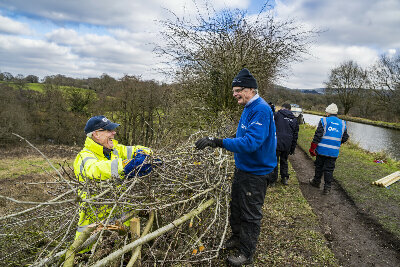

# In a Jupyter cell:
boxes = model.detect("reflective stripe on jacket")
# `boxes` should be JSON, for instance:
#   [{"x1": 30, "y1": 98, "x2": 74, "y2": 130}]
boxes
[{"x1": 316, "y1": 116, "x2": 346, "y2": 157}]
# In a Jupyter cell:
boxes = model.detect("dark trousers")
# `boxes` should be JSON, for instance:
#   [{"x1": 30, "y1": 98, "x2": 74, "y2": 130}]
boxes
[
  {"x1": 313, "y1": 155, "x2": 337, "y2": 189},
  {"x1": 272, "y1": 150, "x2": 289, "y2": 182},
  {"x1": 229, "y1": 168, "x2": 272, "y2": 258}
]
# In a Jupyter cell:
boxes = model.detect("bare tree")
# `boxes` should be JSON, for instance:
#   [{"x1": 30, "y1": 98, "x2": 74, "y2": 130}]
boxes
[
  {"x1": 68, "y1": 88, "x2": 95, "y2": 116},
  {"x1": 155, "y1": 2, "x2": 317, "y2": 116},
  {"x1": 368, "y1": 54, "x2": 400, "y2": 117},
  {"x1": 25, "y1": 75, "x2": 40, "y2": 83},
  {"x1": 0, "y1": 84, "x2": 33, "y2": 145},
  {"x1": 324, "y1": 60, "x2": 367, "y2": 115},
  {"x1": 89, "y1": 73, "x2": 117, "y2": 94},
  {"x1": 1, "y1": 72, "x2": 14, "y2": 81},
  {"x1": 14, "y1": 74, "x2": 27, "y2": 90},
  {"x1": 102, "y1": 75, "x2": 168, "y2": 147}
]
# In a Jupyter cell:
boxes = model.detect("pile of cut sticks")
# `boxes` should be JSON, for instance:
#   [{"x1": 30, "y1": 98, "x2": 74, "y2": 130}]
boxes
[{"x1": 372, "y1": 171, "x2": 400, "y2": 187}]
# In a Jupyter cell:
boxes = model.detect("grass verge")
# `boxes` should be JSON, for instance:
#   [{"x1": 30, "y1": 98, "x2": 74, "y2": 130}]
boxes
[
  {"x1": 297, "y1": 124, "x2": 400, "y2": 240},
  {"x1": 0, "y1": 156, "x2": 72, "y2": 180},
  {"x1": 254, "y1": 165, "x2": 338, "y2": 266}
]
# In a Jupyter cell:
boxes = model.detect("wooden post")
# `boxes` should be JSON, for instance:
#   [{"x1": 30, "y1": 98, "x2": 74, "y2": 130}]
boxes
[{"x1": 130, "y1": 218, "x2": 141, "y2": 267}]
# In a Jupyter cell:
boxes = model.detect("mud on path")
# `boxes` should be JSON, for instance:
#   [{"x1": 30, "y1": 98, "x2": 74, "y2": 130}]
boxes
[{"x1": 289, "y1": 148, "x2": 400, "y2": 267}]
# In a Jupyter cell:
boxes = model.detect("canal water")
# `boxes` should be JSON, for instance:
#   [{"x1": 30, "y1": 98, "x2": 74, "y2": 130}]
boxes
[{"x1": 302, "y1": 113, "x2": 400, "y2": 160}]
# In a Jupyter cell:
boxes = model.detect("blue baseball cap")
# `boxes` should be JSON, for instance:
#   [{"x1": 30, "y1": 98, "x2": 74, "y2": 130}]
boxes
[{"x1": 84, "y1": 115, "x2": 120, "y2": 134}]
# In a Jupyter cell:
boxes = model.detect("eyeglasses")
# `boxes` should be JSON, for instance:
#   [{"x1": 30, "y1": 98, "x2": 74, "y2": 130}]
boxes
[{"x1": 232, "y1": 87, "x2": 246, "y2": 94}]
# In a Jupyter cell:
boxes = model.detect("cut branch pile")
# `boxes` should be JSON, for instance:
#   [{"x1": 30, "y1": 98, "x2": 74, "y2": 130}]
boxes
[{"x1": 0, "y1": 132, "x2": 234, "y2": 266}]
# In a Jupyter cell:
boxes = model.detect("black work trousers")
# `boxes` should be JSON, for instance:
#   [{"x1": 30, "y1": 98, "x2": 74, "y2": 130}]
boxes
[
  {"x1": 313, "y1": 155, "x2": 337, "y2": 189},
  {"x1": 272, "y1": 150, "x2": 290, "y2": 182},
  {"x1": 229, "y1": 168, "x2": 272, "y2": 258}
]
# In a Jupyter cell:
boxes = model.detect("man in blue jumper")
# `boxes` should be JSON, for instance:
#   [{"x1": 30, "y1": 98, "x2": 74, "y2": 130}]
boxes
[
  {"x1": 195, "y1": 68, "x2": 277, "y2": 266},
  {"x1": 309, "y1": 103, "x2": 349, "y2": 194}
]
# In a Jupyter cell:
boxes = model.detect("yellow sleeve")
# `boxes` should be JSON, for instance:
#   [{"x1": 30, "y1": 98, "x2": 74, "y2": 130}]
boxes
[
  {"x1": 73, "y1": 151, "x2": 123, "y2": 181},
  {"x1": 115, "y1": 144, "x2": 153, "y2": 160}
]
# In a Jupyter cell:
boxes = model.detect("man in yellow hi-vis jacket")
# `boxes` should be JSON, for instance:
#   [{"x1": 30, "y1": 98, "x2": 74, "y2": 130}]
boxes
[{"x1": 73, "y1": 115, "x2": 154, "y2": 242}]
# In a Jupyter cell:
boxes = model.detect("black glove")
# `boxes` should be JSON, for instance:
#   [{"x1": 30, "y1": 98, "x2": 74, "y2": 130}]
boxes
[{"x1": 195, "y1": 137, "x2": 223, "y2": 150}]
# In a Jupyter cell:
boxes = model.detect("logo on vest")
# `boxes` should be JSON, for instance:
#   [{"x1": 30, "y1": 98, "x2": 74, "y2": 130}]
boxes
[{"x1": 328, "y1": 126, "x2": 339, "y2": 132}]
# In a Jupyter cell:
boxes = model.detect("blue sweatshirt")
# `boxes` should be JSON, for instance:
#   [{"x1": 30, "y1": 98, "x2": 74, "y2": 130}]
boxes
[{"x1": 223, "y1": 97, "x2": 277, "y2": 175}]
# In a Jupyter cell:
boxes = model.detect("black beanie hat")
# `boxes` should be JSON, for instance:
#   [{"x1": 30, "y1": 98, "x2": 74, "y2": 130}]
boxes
[{"x1": 232, "y1": 68, "x2": 258, "y2": 89}]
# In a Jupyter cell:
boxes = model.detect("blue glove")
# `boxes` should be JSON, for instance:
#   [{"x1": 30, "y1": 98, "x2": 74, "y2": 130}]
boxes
[{"x1": 123, "y1": 153, "x2": 163, "y2": 178}]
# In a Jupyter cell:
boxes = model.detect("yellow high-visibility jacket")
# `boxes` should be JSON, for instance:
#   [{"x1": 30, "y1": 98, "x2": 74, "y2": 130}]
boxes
[{"x1": 73, "y1": 137, "x2": 151, "y2": 240}]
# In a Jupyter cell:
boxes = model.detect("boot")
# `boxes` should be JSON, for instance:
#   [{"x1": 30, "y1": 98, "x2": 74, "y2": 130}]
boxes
[
  {"x1": 224, "y1": 236, "x2": 239, "y2": 250},
  {"x1": 281, "y1": 177, "x2": 288, "y2": 185},
  {"x1": 309, "y1": 179, "x2": 320, "y2": 188},
  {"x1": 227, "y1": 253, "x2": 253, "y2": 266},
  {"x1": 323, "y1": 187, "x2": 331, "y2": 195}
]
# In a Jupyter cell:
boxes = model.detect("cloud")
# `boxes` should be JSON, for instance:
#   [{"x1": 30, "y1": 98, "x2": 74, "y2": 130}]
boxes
[
  {"x1": 45, "y1": 28, "x2": 81, "y2": 45},
  {"x1": 0, "y1": 0, "x2": 249, "y2": 30},
  {"x1": 280, "y1": 44, "x2": 379, "y2": 89},
  {"x1": 272, "y1": 0, "x2": 400, "y2": 88},
  {"x1": 0, "y1": 0, "x2": 398, "y2": 89},
  {"x1": 0, "y1": 0, "x2": 253, "y2": 80},
  {"x1": 44, "y1": 27, "x2": 161, "y2": 75},
  {"x1": 0, "y1": 35, "x2": 79, "y2": 76},
  {"x1": 0, "y1": 24, "x2": 164, "y2": 80},
  {"x1": 388, "y1": 49, "x2": 396, "y2": 55},
  {"x1": 0, "y1": 14, "x2": 31, "y2": 35},
  {"x1": 275, "y1": 0, "x2": 400, "y2": 49}
]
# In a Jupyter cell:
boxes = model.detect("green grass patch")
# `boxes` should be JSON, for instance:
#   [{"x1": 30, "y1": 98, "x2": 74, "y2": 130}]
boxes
[
  {"x1": 26, "y1": 83, "x2": 45, "y2": 92},
  {"x1": 0, "y1": 156, "x2": 72, "y2": 179},
  {"x1": 297, "y1": 124, "x2": 400, "y2": 239},
  {"x1": 2, "y1": 81, "x2": 90, "y2": 94},
  {"x1": 1, "y1": 82, "x2": 44, "y2": 92},
  {"x1": 255, "y1": 165, "x2": 338, "y2": 266}
]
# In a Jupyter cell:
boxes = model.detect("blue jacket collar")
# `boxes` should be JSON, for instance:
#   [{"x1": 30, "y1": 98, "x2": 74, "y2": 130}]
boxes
[{"x1": 245, "y1": 94, "x2": 260, "y2": 107}]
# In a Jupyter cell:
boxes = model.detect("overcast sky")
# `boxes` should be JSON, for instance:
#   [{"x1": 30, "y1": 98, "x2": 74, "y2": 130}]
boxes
[{"x1": 0, "y1": 0, "x2": 399, "y2": 89}]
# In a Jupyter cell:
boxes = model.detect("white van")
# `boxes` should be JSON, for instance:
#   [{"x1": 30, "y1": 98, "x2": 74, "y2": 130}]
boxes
[{"x1": 290, "y1": 104, "x2": 304, "y2": 124}]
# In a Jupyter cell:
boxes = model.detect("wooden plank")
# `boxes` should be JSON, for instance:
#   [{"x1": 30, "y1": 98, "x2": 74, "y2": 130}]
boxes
[
  {"x1": 373, "y1": 171, "x2": 399, "y2": 184},
  {"x1": 382, "y1": 173, "x2": 400, "y2": 187},
  {"x1": 372, "y1": 171, "x2": 400, "y2": 187}
]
